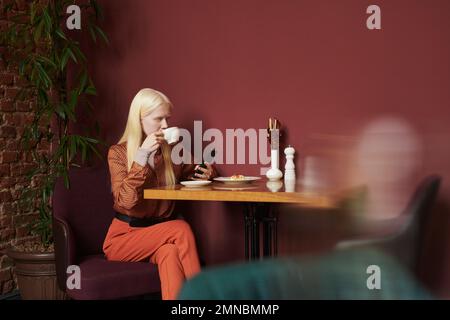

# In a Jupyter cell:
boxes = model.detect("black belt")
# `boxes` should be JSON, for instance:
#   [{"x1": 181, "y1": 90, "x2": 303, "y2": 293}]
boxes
[{"x1": 115, "y1": 212, "x2": 174, "y2": 228}]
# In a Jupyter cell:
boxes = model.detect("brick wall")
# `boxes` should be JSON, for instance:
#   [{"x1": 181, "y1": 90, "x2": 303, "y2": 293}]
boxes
[
  {"x1": 0, "y1": 64, "x2": 43, "y2": 296},
  {"x1": 0, "y1": 0, "x2": 46, "y2": 296}
]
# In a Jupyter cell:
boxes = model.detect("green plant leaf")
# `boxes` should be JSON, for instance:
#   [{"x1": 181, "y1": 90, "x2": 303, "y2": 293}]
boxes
[
  {"x1": 42, "y1": 8, "x2": 52, "y2": 34},
  {"x1": 37, "y1": 88, "x2": 49, "y2": 106},
  {"x1": 69, "y1": 136, "x2": 77, "y2": 161},
  {"x1": 62, "y1": 170, "x2": 70, "y2": 189},
  {"x1": 18, "y1": 59, "x2": 27, "y2": 75},
  {"x1": 37, "y1": 55, "x2": 57, "y2": 69},
  {"x1": 66, "y1": 47, "x2": 78, "y2": 64},
  {"x1": 31, "y1": 124, "x2": 40, "y2": 140},
  {"x1": 69, "y1": 89, "x2": 78, "y2": 108},
  {"x1": 78, "y1": 71, "x2": 88, "y2": 94},
  {"x1": 60, "y1": 47, "x2": 71, "y2": 70},
  {"x1": 89, "y1": 0, "x2": 103, "y2": 19},
  {"x1": 30, "y1": 2, "x2": 37, "y2": 24},
  {"x1": 33, "y1": 18, "x2": 45, "y2": 43},
  {"x1": 62, "y1": 93, "x2": 76, "y2": 122},
  {"x1": 80, "y1": 139, "x2": 87, "y2": 163},
  {"x1": 84, "y1": 137, "x2": 99, "y2": 144},
  {"x1": 55, "y1": 27, "x2": 67, "y2": 40},
  {"x1": 94, "y1": 25, "x2": 109, "y2": 44},
  {"x1": 87, "y1": 140, "x2": 102, "y2": 159},
  {"x1": 35, "y1": 62, "x2": 52, "y2": 88},
  {"x1": 85, "y1": 84, "x2": 97, "y2": 96},
  {"x1": 88, "y1": 24, "x2": 97, "y2": 43},
  {"x1": 55, "y1": 104, "x2": 67, "y2": 120},
  {"x1": 71, "y1": 44, "x2": 87, "y2": 63}
]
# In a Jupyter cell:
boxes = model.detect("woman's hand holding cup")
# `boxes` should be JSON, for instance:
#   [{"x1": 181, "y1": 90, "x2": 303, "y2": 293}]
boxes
[{"x1": 141, "y1": 130, "x2": 164, "y2": 153}]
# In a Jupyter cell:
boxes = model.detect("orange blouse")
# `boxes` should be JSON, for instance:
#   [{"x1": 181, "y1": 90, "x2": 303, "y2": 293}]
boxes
[{"x1": 108, "y1": 142, "x2": 216, "y2": 219}]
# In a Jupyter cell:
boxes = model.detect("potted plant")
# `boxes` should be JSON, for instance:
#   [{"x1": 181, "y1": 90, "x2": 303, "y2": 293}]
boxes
[{"x1": 1, "y1": 0, "x2": 107, "y2": 299}]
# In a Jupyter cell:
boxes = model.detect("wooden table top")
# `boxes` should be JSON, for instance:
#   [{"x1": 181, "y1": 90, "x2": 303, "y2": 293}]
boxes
[{"x1": 144, "y1": 180, "x2": 340, "y2": 209}]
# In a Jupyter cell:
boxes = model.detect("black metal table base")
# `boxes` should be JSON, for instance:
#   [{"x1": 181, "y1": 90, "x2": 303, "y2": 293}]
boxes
[{"x1": 244, "y1": 203, "x2": 278, "y2": 260}]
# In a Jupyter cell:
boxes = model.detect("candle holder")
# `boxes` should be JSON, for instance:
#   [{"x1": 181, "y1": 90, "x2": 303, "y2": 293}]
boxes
[
  {"x1": 266, "y1": 180, "x2": 283, "y2": 192},
  {"x1": 265, "y1": 128, "x2": 283, "y2": 181}
]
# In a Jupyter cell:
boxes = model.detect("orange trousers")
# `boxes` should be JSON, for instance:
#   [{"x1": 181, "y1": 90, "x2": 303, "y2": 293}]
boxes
[{"x1": 103, "y1": 218, "x2": 201, "y2": 300}]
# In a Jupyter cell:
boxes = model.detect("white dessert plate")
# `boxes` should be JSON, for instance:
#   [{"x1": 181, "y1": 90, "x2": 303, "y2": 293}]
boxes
[{"x1": 180, "y1": 180, "x2": 212, "y2": 187}]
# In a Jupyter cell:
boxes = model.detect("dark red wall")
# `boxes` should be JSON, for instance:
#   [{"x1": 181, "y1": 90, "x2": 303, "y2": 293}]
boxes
[{"x1": 80, "y1": 0, "x2": 450, "y2": 297}]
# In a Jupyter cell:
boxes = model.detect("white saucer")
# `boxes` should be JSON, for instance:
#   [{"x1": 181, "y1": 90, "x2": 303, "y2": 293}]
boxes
[{"x1": 180, "y1": 180, "x2": 212, "y2": 188}]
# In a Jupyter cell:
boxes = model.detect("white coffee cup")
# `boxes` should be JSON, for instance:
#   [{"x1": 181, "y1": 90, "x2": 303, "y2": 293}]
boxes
[{"x1": 163, "y1": 127, "x2": 180, "y2": 145}]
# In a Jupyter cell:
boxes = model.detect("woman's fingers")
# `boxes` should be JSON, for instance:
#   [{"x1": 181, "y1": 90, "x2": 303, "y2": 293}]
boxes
[
  {"x1": 194, "y1": 172, "x2": 208, "y2": 179},
  {"x1": 148, "y1": 140, "x2": 163, "y2": 152},
  {"x1": 204, "y1": 162, "x2": 213, "y2": 172},
  {"x1": 195, "y1": 166, "x2": 208, "y2": 174},
  {"x1": 195, "y1": 163, "x2": 212, "y2": 173},
  {"x1": 141, "y1": 130, "x2": 166, "y2": 150},
  {"x1": 194, "y1": 162, "x2": 213, "y2": 179}
]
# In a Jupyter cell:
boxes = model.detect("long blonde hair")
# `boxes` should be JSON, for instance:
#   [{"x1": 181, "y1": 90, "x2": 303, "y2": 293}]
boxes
[{"x1": 118, "y1": 88, "x2": 176, "y2": 185}]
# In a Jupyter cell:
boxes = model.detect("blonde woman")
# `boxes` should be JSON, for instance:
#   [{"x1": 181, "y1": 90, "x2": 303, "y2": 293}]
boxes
[{"x1": 103, "y1": 88, "x2": 216, "y2": 300}]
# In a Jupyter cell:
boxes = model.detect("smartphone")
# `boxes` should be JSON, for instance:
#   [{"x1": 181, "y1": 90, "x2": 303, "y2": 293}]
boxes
[{"x1": 195, "y1": 149, "x2": 215, "y2": 175}]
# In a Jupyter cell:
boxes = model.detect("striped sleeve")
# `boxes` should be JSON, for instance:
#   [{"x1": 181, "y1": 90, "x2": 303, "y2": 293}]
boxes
[{"x1": 108, "y1": 145, "x2": 154, "y2": 212}]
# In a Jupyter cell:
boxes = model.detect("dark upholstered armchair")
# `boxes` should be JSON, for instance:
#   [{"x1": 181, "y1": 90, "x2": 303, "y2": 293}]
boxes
[
  {"x1": 336, "y1": 175, "x2": 442, "y2": 276},
  {"x1": 52, "y1": 165, "x2": 160, "y2": 299}
]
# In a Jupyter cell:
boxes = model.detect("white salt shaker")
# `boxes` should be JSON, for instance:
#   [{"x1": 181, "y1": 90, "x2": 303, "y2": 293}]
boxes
[{"x1": 284, "y1": 145, "x2": 296, "y2": 181}]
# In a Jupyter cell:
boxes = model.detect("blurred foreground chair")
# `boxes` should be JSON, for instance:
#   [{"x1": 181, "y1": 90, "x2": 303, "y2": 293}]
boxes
[
  {"x1": 335, "y1": 175, "x2": 441, "y2": 276},
  {"x1": 178, "y1": 248, "x2": 432, "y2": 300},
  {"x1": 53, "y1": 166, "x2": 160, "y2": 300},
  {"x1": 178, "y1": 175, "x2": 440, "y2": 300}
]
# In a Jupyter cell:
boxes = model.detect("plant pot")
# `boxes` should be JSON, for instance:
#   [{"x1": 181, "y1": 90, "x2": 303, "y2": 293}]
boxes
[{"x1": 6, "y1": 248, "x2": 68, "y2": 300}]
